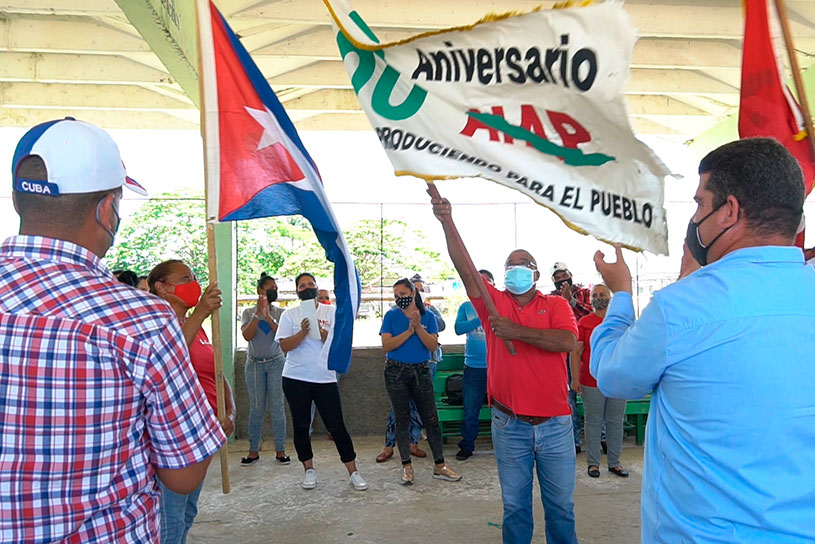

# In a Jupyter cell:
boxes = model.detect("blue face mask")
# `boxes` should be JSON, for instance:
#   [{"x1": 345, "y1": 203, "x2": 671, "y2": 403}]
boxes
[{"x1": 504, "y1": 266, "x2": 535, "y2": 295}]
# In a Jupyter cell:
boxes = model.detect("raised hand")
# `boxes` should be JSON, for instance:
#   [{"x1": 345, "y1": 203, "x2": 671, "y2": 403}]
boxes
[{"x1": 593, "y1": 244, "x2": 632, "y2": 294}]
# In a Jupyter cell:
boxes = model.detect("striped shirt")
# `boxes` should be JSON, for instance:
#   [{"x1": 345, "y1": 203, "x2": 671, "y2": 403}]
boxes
[{"x1": 0, "y1": 236, "x2": 225, "y2": 543}]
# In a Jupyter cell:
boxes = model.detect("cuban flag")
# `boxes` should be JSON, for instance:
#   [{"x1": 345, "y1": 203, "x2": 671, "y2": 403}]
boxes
[{"x1": 197, "y1": 0, "x2": 361, "y2": 372}]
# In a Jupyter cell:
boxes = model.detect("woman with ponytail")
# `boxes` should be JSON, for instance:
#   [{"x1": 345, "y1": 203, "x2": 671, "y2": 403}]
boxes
[
  {"x1": 148, "y1": 259, "x2": 236, "y2": 544},
  {"x1": 380, "y1": 278, "x2": 461, "y2": 485},
  {"x1": 240, "y1": 272, "x2": 290, "y2": 466}
]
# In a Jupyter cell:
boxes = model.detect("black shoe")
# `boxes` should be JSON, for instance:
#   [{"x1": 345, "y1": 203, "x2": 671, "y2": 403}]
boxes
[
  {"x1": 601, "y1": 440, "x2": 608, "y2": 455},
  {"x1": 455, "y1": 449, "x2": 473, "y2": 461},
  {"x1": 609, "y1": 466, "x2": 629, "y2": 478},
  {"x1": 241, "y1": 455, "x2": 260, "y2": 466},
  {"x1": 276, "y1": 455, "x2": 291, "y2": 465},
  {"x1": 587, "y1": 466, "x2": 600, "y2": 478},
  {"x1": 575, "y1": 445, "x2": 582, "y2": 454}
]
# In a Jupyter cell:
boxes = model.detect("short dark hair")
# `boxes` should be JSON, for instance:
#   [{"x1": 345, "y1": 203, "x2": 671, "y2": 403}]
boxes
[
  {"x1": 115, "y1": 270, "x2": 139, "y2": 287},
  {"x1": 14, "y1": 155, "x2": 119, "y2": 232},
  {"x1": 699, "y1": 138, "x2": 804, "y2": 238},
  {"x1": 148, "y1": 259, "x2": 185, "y2": 294},
  {"x1": 14, "y1": 155, "x2": 122, "y2": 232},
  {"x1": 294, "y1": 272, "x2": 316, "y2": 288},
  {"x1": 477, "y1": 269, "x2": 494, "y2": 282}
]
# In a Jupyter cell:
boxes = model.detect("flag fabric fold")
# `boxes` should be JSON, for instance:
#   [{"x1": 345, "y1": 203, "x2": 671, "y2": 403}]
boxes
[
  {"x1": 739, "y1": 0, "x2": 815, "y2": 195},
  {"x1": 325, "y1": 0, "x2": 671, "y2": 254},
  {"x1": 197, "y1": 0, "x2": 361, "y2": 372}
]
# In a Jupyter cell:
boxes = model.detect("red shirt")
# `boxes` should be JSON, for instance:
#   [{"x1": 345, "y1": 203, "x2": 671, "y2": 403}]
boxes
[
  {"x1": 576, "y1": 313, "x2": 603, "y2": 388},
  {"x1": 189, "y1": 328, "x2": 218, "y2": 414},
  {"x1": 471, "y1": 281, "x2": 578, "y2": 417}
]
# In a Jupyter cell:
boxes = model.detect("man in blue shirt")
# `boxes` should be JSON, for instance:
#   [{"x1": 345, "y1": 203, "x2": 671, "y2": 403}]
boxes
[
  {"x1": 453, "y1": 269, "x2": 493, "y2": 461},
  {"x1": 591, "y1": 138, "x2": 815, "y2": 543}
]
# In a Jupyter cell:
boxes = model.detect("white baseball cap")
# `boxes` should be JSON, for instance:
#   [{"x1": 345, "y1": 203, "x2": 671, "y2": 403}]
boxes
[
  {"x1": 12, "y1": 118, "x2": 147, "y2": 197},
  {"x1": 550, "y1": 261, "x2": 570, "y2": 276}
]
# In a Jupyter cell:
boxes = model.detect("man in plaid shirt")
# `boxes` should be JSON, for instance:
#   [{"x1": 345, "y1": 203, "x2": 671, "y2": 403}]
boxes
[{"x1": 0, "y1": 119, "x2": 226, "y2": 543}]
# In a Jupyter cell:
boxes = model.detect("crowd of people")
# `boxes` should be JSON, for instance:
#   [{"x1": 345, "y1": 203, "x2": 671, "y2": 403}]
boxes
[{"x1": 1, "y1": 118, "x2": 813, "y2": 544}]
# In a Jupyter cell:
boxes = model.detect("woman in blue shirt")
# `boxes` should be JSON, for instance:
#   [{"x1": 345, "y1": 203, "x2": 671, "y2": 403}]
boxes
[{"x1": 380, "y1": 278, "x2": 461, "y2": 485}]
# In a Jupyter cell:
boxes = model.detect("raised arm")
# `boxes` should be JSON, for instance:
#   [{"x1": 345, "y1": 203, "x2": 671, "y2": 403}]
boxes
[{"x1": 431, "y1": 197, "x2": 483, "y2": 299}]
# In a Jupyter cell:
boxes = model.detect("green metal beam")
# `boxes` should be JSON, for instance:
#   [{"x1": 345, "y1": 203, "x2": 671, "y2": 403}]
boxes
[
  {"x1": 114, "y1": 0, "x2": 236, "y2": 390},
  {"x1": 114, "y1": 0, "x2": 200, "y2": 105}
]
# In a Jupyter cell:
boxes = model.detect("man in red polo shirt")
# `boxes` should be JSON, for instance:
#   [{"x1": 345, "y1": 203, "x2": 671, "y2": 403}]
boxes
[{"x1": 432, "y1": 199, "x2": 578, "y2": 544}]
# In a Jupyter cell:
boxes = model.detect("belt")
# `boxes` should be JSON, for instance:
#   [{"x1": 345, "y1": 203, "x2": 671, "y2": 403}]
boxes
[
  {"x1": 249, "y1": 355, "x2": 281, "y2": 364},
  {"x1": 491, "y1": 398, "x2": 551, "y2": 426}
]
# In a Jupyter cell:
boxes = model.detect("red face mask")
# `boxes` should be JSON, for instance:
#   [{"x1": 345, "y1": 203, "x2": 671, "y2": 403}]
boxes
[{"x1": 170, "y1": 280, "x2": 202, "y2": 308}]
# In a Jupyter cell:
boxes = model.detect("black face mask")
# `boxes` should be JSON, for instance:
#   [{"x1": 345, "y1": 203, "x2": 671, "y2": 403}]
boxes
[
  {"x1": 685, "y1": 201, "x2": 731, "y2": 267},
  {"x1": 297, "y1": 287, "x2": 318, "y2": 301},
  {"x1": 395, "y1": 295, "x2": 413, "y2": 309},
  {"x1": 265, "y1": 289, "x2": 278, "y2": 303},
  {"x1": 554, "y1": 278, "x2": 573, "y2": 291}
]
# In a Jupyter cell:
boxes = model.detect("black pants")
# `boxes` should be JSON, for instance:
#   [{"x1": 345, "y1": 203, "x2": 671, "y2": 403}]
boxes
[
  {"x1": 281, "y1": 377, "x2": 356, "y2": 464},
  {"x1": 383, "y1": 359, "x2": 445, "y2": 465}
]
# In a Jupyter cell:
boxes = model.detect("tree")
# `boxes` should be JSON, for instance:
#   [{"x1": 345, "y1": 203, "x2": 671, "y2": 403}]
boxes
[
  {"x1": 106, "y1": 192, "x2": 210, "y2": 284},
  {"x1": 106, "y1": 191, "x2": 455, "y2": 293}
]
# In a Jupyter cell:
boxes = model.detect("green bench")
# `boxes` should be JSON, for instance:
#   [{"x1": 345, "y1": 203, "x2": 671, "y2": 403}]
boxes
[
  {"x1": 433, "y1": 353, "x2": 651, "y2": 446},
  {"x1": 433, "y1": 354, "x2": 491, "y2": 443}
]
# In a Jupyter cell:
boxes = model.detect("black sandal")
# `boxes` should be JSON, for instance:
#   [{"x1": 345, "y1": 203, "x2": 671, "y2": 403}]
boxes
[
  {"x1": 609, "y1": 466, "x2": 629, "y2": 477},
  {"x1": 587, "y1": 466, "x2": 600, "y2": 478}
]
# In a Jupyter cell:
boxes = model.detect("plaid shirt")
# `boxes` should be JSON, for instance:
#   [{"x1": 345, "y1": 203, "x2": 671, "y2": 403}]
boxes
[
  {"x1": 0, "y1": 236, "x2": 225, "y2": 544},
  {"x1": 549, "y1": 284, "x2": 593, "y2": 321}
]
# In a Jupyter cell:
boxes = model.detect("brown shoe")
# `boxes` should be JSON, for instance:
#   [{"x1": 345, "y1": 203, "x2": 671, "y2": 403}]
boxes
[
  {"x1": 433, "y1": 463, "x2": 462, "y2": 482},
  {"x1": 375, "y1": 447, "x2": 393, "y2": 463},
  {"x1": 409, "y1": 444, "x2": 427, "y2": 458},
  {"x1": 401, "y1": 464, "x2": 414, "y2": 485}
]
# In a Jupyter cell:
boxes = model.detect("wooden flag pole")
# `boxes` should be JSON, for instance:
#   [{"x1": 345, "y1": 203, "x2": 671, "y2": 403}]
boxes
[
  {"x1": 205, "y1": 226, "x2": 231, "y2": 494},
  {"x1": 196, "y1": 0, "x2": 230, "y2": 494},
  {"x1": 774, "y1": 0, "x2": 815, "y2": 164},
  {"x1": 426, "y1": 182, "x2": 516, "y2": 355}
]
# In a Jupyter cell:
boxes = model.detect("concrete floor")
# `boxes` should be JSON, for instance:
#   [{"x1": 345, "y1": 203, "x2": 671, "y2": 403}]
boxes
[{"x1": 190, "y1": 436, "x2": 643, "y2": 544}]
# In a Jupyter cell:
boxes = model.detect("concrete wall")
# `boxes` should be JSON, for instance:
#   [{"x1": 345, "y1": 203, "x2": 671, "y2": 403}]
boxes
[{"x1": 233, "y1": 345, "x2": 464, "y2": 440}]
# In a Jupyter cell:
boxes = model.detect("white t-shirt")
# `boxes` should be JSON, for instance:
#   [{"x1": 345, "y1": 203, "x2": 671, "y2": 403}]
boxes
[{"x1": 275, "y1": 302, "x2": 336, "y2": 383}]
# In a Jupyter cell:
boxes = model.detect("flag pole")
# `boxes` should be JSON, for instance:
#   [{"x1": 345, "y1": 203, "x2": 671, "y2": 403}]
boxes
[
  {"x1": 426, "y1": 182, "x2": 516, "y2": 355},
  {"x1": 196, "y1": 0, "x2": 230, "y2": 494},
  {"x1": 773, "y1": 0, "x2": 815, "y2": 165}
]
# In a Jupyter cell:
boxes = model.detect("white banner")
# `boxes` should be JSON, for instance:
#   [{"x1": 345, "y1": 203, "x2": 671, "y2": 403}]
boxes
[{"x1": 325, "y1": 0, "x2": 671, "y2": 254}]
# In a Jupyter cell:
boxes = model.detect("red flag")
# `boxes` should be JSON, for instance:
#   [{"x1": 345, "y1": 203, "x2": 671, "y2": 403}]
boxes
[{"x1": 739, "y1": 0, "x2": 814, "y2": 196}]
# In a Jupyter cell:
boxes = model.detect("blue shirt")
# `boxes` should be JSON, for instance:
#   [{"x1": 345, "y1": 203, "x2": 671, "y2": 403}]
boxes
[
  {"x1": 454, "y1": 301, "x2": 486, "y2": 368},
  {"x1": 590, "y1": 246, "x2": 815, "y2": 543},
  {"x1": 380, "y1": 306, "x2": 438, "y2": 363}
]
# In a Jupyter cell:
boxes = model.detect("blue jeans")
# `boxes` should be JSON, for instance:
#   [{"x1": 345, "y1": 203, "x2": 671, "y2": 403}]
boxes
[
  {"x1": 492, "y1": 410, "x2": 577, "y2": 544},
  {"x1": 384, "y1": 361, "x2": 436, "y2": 447},
  {"x1": 159, "y1": 480, "x2": 204, "y2": 544},
  {"x1": 568, "y1": 390, "x2": 582, "y2": 448},
  {"x1": 244, "y1": 356, "x2": 287, "y2": 452},
  {"x1": 458, "y1": 365, "x2": 487, "y2": 453}
]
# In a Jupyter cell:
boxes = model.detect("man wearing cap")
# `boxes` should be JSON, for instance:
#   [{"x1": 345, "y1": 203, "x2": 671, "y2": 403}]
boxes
[
  {"x1": 0, "y1": 119, "x2": 226, "y2": 543},
  {"x1": 432, "y1": 201, "x2": 578, "y2": 544},
  {"x1": 550, "y1": 262, "x2": 593, "y2": 454}
]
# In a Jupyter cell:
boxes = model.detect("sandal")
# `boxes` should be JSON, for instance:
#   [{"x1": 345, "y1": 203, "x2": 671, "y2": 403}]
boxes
[
  {"x1": 609, "y1": 466, "x2": 629, "y2": 478},
  {"x1": 587, "y1": 465, "x2": 600, "y2": 478}
]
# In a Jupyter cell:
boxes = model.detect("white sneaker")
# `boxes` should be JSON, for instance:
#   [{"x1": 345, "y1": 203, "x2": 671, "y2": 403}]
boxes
[
  {"x1": 302, "y1": 468, "x2": 317, "y2": 489},
  {"x1": 349, "y1": 471, "x2": 368, "y2": 491}
]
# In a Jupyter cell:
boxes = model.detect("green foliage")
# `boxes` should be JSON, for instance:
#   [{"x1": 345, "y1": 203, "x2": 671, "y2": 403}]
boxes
[
  {"x1": 106, "y1": 192, "x2": 455, "y2": 293},
  {"x1": 105, "y1": 192, "x2": 210, "y2": 284}
]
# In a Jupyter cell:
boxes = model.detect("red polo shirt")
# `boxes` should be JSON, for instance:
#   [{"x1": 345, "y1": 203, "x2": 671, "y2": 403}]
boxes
[
  {"x1": 471, "y1": 281, "x2": 578, "y2": 417},
  {"x1": 576, "y1": 313, "x2": 602, "y2": 388}
]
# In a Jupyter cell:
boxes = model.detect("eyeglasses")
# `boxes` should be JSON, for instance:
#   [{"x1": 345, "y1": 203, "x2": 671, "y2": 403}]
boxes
[{"x1": 504, "y1": 261, "x2": 537, "y2": 271}]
